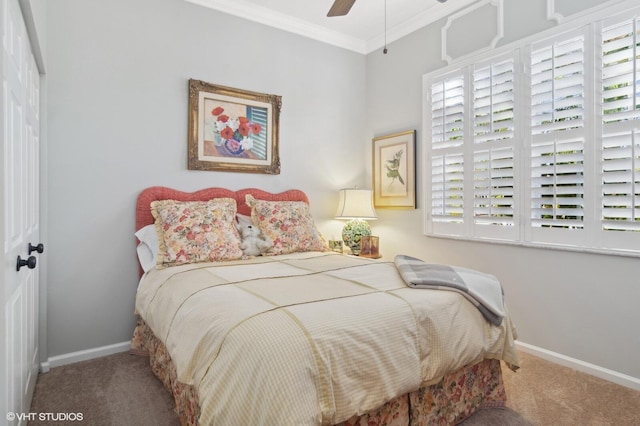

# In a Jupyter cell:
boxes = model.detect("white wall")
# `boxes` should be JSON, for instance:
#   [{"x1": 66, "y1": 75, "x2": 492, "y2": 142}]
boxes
[
  {"x1": 45, "y1": 0, "x2": 365, "y2": 357},
  {"x1": 365, "y1": 0, "x2": 640, "y2": 381}
]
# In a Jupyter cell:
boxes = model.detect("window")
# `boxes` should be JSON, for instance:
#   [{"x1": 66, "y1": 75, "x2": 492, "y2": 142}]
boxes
[{"x1": 424, "y1": 10, "x2": 640, "y2": 256}]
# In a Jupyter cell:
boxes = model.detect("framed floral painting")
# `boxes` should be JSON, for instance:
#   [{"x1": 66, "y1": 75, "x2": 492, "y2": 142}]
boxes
[
  {"x1": 188, "y1": 79, "x2": 281, "y2": 174},
  {"x1": 372, "y1": 129, "x2": 416, "y2": 208}
]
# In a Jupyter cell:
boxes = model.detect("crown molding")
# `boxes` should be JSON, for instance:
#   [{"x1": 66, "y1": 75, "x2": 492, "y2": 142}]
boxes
[
  {"x1": 185, "y1": 0, "x2": 476, "y2": 55},
  {"x1": 184, "y1": 0, "x2": 366, "y2": 53}
]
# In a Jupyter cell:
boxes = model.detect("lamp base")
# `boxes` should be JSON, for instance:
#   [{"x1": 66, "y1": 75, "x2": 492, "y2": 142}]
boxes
[{"x1": 341, "y1": 219, "x2": 371, "y2": 256}]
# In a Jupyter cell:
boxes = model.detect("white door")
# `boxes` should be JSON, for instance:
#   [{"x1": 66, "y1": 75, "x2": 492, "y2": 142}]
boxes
[{"x1": 1, "y1": 0, "x2": 41, "y2": 424}]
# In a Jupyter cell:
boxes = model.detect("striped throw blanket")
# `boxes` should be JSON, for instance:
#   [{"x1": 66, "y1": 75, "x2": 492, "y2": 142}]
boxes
[{"x1": 394, "y1": 255, "x2": 505, "y2": 325}]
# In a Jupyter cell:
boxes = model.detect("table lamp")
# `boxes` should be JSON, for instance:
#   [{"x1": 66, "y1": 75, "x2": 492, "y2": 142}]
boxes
[{"x1": 335, "y1": 188, "x2": 377, "y2": 255}]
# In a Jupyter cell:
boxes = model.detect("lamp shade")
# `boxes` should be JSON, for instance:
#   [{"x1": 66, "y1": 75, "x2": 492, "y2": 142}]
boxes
[{"x1": 335, "y1": 188, "x2": 377, "y2": 220}]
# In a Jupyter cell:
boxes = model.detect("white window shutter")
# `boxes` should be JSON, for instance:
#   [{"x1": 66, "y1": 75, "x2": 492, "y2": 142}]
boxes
[
  {"x1": 530, "y1": 138, "x2": 585, "y2": 229},
  {"x1": 474, "y1": 148, "x2": 515, "y2": 226},
  {"x1": 601, "y1": 17, "x2": 640, "y2": 124},
  {"x1": 473, "y1": 58, "x2": 516, "y2": 234},
  {"x1": 431, "y1": 153, "x2": 465, "y2": 223},
  {"x1": 530, "y1": 34, "x2": 585, "y2": 232},
  {"x1": 430, "y1": 75, "x2": 465, "y2": 225},
  {"x1": 473, "y1": 59, "x2": 515, "y2": 143},
  {"x1": 431, "y1": 77, "x2": 465, "y2": 149},
  {"x1": 601, "y1": 131, "x2": 640, "y2": 231},
  {"x1": 531, "y1": 36, "x2": 585, "y2": 135},
  {"x1": 600, "y1": 17, "x2": 640, "y2": 236}
]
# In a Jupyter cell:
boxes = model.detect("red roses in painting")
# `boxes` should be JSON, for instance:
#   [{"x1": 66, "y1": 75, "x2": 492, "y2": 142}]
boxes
[{"x1": 211, "y1": 106, "x2": 262, "y2": 155}]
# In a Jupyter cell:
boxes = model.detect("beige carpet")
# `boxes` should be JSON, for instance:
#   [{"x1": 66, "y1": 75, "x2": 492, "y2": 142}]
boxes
[
  {"x1": 29, "y1": 352, "x2": 178, "y2": 426},
  {"x1": 27, "y1": 350, "x2": 640, "y2": 425},
  {"x1": 502, "y1": 351, "x2": 640, "y2": 426}
]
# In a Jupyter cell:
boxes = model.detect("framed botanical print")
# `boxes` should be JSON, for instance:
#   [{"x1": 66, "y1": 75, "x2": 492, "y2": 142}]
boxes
[
  {"x1": 372, "y1": 129, "x2": 416, "y2": 208},
  {"x1": 187, "y1": 79, "x2": 281, "y2": 174}
]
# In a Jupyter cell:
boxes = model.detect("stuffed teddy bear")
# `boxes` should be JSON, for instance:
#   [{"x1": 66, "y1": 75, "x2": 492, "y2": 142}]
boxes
[{"x1": 237, "y1": 223, "x2": 272, "y2": 257}]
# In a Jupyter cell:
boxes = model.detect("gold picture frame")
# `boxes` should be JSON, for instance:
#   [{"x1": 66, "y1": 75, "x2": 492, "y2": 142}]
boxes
[
  {"x1": 373, "y1": 129, "x2": 416, "y2": 208},
  {"x1": 188, "y1": 79, "x2": 281, "y2": 174}
]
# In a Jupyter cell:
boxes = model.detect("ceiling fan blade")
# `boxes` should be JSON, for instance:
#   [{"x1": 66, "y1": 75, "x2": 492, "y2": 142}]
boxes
[{"x1": 327, "y1": 0, "x2": 356, "y2": 17}]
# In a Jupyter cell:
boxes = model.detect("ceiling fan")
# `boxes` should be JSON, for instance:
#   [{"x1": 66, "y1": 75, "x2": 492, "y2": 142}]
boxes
[
  {"x1": 327, "y1": 0, "x2": 356, "y2": 17},
  {"x1": 327, "y1": 0, "x2": 448, "y2": 17}
]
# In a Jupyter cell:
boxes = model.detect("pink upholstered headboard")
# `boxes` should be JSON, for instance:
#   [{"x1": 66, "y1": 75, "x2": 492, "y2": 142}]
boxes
[
  {"x1": 135, "y1": 186, "x2": 310, "y2": 232},
  {"x1": 135, "y1": 186, "x2": 311, "y2": 276}
]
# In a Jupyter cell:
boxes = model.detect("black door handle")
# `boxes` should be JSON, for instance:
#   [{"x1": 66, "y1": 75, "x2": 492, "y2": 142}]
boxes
[
  {"x1": 29, "y1": 243, "x2": 44, "y2": 254},
  {"x1": 16, "y1": 255, "x2": 37, "y2": 271}
]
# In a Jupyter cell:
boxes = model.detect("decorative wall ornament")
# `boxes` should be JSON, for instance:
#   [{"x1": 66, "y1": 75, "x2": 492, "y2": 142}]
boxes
[
  {"x1": 188, "y1": 79, "x2": 281, "y2": 174},
  {"x1": 546, "y1": 0, "x2": 604, "y2": 24},
  {"x1": 547, "y1": 0, "x2": 564, "y2": 23},
  {"x1": 441, "y1": 0, "x2": 503, "y2": 64}
]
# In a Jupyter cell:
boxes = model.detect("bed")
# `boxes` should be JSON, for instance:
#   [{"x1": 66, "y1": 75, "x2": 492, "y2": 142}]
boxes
[{"x1": 131, "y1": 186, "x2": 520, "y2": 426}]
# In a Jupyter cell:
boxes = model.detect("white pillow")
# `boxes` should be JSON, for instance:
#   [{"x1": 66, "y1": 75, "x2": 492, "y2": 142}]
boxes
[{"x1": 135, "y1": 224, "x2": 159, "y2": 272}]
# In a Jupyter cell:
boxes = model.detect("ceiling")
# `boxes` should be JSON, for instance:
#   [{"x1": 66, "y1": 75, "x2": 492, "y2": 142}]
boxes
[{"x1": 185, "y1": 0, "x2": 477, "y2": 54}]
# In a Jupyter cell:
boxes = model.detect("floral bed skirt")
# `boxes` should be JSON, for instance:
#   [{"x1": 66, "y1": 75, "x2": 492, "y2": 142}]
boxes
[{"x1": 131, "y1": 318, "x2": 506, "y2": 426}]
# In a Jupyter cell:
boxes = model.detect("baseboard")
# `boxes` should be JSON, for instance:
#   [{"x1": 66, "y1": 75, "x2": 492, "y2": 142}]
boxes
[
  {"x1": 40, "y1": 341, "x2": 131, "y2": 373},
  {"x1": 516, "y1": 341, "x2": 640, "y2": 392}
]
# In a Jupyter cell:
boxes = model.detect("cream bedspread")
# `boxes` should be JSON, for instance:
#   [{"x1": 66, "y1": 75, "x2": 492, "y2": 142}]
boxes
[{"x1": 135, "y1": 252, "x2": 519, "y2": 426}]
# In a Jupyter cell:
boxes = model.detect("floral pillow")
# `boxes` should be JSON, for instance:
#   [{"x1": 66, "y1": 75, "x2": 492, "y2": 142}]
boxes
[
  {"x1": 245, "y1": 194, "x2": 327, "y2": 255},
  {"x1": 151, "y1": 198, "x2": 243, "y2": 268}
]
